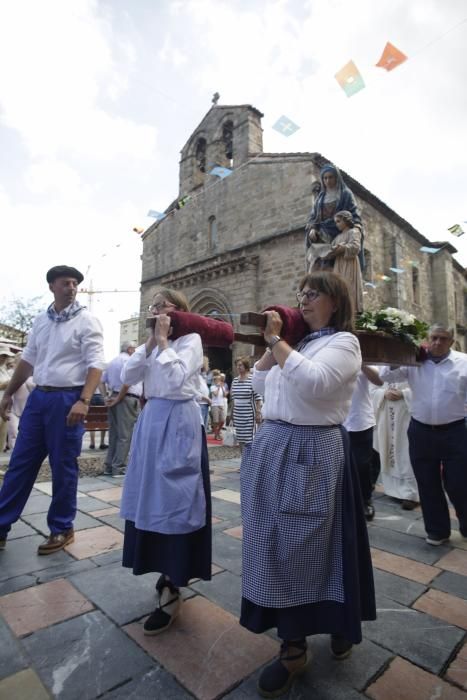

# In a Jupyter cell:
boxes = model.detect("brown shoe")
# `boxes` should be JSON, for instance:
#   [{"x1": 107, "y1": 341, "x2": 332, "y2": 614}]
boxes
[
  {"x1": 401, "y1": 500, "x2": 418, "y2": 511},
  {"x1": 37, "y1": 529, "x2": 74, "y2": 555}
]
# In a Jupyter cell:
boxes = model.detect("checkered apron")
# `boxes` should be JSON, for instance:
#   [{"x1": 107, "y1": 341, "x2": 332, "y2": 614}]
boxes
[{"x1": 241, "y1": 419, "x2": 345, "y2": 607}]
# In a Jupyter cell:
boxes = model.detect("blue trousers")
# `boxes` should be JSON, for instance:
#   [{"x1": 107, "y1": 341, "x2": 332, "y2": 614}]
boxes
[
  {"x1": 408, "y1": 418, "x2": 467, "y2": 539},
  {"x1": 0, "y1": 388, "x2": 85, "y2": 538}
]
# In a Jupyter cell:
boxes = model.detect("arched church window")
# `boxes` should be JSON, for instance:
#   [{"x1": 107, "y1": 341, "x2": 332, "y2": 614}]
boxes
[
  {"x1": 222, "y1": 121, "x2": 233, "y2": 162},
  {"x1": 362, "y1": 248, "x2": 372, "y2": 280},
  {"x1": 208, "y1": 215, "x2": 218, "y2": 250},
  {"x1": 195, "y1": 138, "x2": 207, "y2": 172},
  {"x1": 412, "y1": 266, "x2": 420, "y2": 305}
]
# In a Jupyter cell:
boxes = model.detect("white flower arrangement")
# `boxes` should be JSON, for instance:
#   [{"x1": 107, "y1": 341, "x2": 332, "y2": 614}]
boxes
[{"x1": 356, "y1": 307, "x2": 429, "y2": 346}]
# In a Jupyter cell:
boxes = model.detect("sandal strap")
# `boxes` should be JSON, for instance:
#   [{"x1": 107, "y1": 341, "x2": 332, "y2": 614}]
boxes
[
  {"x1": 159, "y1": 594, "x2": 180, "y2": 611},
  {"x1": 280, "y1": 639, "x2": 307, "y2": 661}
]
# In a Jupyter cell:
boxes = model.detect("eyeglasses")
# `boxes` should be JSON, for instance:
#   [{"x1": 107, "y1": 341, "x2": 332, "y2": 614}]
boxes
[
  {"x1": 147, "y1": 301, "x2": 176, "y2": 313},
  {"x1": 296, "y1": 289, "x2": 320, "y2": 304},
  {"x1": 430, "y1": 335, "x2": 451, "y2": 342}
]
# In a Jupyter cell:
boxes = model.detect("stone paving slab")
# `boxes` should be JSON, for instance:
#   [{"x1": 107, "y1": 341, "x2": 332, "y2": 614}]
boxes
[
  {"x1": 0, "y1": 535, "x2": 73, "y2": 581},
  {"x1": 0, "y1": 578, "x2": 94, "y2": 637},
  {"x1": 431, "y1": 570, "x2": 467, "y2": 601},
  {"x1": 75, "y1": 495, "x2": 115, "y2": 512},
  {"x1": 22, "y1": 494, "x2": 52, "y2": 516},
  {"x1": 446, "y1": 641, "x2": 467, "y2": 691},
  {"x1": 22, "y1": 610, "x2": 154, "y2": 700},
  {"x1": 88, "y1": 506, "x2": 120, "y2": 517},
  {"x1": 70, "y1": 563, "x2": 162, "y2": 626},
  {"x1": 124, "y1": 595, "x2": 279, "y2": 700},
  {"x1": 370, "y1": 547, "x2": 440, "y2": 584},
  {"x1": 0, "y1": 615, "x2": 28, "y2": 680},
  {"x1": 372, "y1": 567, "x2": 426, "y2": 607},
  {"x1": 413, "y1": 588, "x2": 467, "y2": 630},
  {"x1": 96, "y1": 513, "x2": 125, "y2": 533},
  {"x1": 362, "y1": 603, "x2": 465, "y2": 674},
  {"x1": 210, "y1": 499, "x2": 242, "y2": 521},
  {"x1": 87, "y1": 486, "x2": 123, "y2": 503},
  {"x1": 369, "y1": 526, "x2": 451, "y2": 564},
  {"x1": 34, "y1": 557, "x2": 97, "y2": 586},
  {"x1": 190, "y1": 570, "x2": 242, "y2": 616},
  {"x1": 437, "y1": 549, "x2": 467, "y2": 577},
  {"x1": 101, "y1": 666, "x2": 192, "y2": 699},
  {"x1": 64, "y1": 525, "x2": 123, "y2": 559},
  {"x1": 212, "y1": 489, "x2": 241, "y2": 505},
  {"x1": 9, "y1": 519, "x2": 38, "y2": 540},
  {"x1": 223, "y1": 525, "x2": 243, "y2": 540},
  {"x1": 75, "y1": 478, "x2": 116, "y2": 493},
  {"x1": 0, "y1": 668, "x2": 51, "y2": 700},
  {"x1": 212, "y1": 530, "x2": 243, "y2": 576},
  {"x1": 366, "y1": 655, "x2": 467, "y2": 700},
  {"x1": 22, "y1": 510, "x2": 101, "y2": 535}
]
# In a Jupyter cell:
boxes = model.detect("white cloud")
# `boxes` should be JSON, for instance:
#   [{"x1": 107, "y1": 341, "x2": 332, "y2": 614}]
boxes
[{"x1": 0, "y1": 0, "x2": 157, "y2": 160}]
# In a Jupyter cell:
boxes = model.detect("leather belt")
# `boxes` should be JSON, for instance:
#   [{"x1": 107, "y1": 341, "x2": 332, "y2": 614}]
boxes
[
  {"x1": 412, "y1": 418, "x2": 465, "y2": 431},
  {"x1": 112, "y1": 391, "x2": 140, "y2": 400},
  {"x1": 37, "y1": 385, "x2": 83, "y2": 392}
]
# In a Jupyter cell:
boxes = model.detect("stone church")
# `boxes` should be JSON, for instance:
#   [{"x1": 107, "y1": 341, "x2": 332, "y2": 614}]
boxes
[{"x1": 140, "y1": 102, "x2": 467, "y2": 367}]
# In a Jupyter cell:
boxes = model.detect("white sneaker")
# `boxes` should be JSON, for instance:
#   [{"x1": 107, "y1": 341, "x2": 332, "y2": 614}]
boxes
[{"x1": 425, "y1": 536, "x2": 449, "y2": 546}]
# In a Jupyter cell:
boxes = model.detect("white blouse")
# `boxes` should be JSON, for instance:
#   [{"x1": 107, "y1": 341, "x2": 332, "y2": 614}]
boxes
[
  {"x1": 122, "y1": 333, "x2": 204, "y2": 400},
  {"x1": 253, "y1": 332, "x2": 361, "y2": 426}
]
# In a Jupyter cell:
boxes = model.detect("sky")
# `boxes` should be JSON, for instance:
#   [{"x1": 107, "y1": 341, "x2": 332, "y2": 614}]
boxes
[{"x1": 1, "y1": 0, "x2": 466, "y2": 359}]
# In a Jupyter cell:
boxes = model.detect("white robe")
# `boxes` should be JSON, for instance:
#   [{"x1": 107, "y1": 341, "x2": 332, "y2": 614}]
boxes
[{"x1": 372, "y1": 383, "x2": 419, "y2": 502}]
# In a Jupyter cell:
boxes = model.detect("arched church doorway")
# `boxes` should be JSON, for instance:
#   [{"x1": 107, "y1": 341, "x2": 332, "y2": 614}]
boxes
[{"x1": 189, "y1": 288, "x2": 234, "y2": 384}]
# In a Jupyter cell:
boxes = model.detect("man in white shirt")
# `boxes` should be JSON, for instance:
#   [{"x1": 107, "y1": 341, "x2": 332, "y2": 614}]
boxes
[
  {"x1": 343, "y1": 365, "x2": 383, "y2": 521},
  {"x1": 380, "y1": 324, "x2": 467, "y2": 545},
  {"x1": 102, "y1": 342, "x2": 142, "y2": 477},
  {"x1": 0, "y1": 266, "x2": 105, "y2": 554}
]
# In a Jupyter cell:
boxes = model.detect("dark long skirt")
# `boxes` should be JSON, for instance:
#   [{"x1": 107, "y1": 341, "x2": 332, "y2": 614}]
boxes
[
  {"x1": 122, "y1": 430, "x2": 211, "y2": 587},
  {"x1": 240, "y1": 427, "x2": 376, "y2": 642}
]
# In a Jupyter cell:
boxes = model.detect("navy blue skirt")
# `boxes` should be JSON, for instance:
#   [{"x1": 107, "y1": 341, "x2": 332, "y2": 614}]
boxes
[
  {"x1": 240, "y1": 427, "x2": 376, "y2": 642},
  {"x1": 122, "y1": 429, "x2": 211, "y2": 587}
]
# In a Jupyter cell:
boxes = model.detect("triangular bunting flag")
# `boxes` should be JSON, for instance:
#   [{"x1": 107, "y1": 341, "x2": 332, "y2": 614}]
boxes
[{"x1": 376, "y1": 42, "x2": 407, "y2": 71}]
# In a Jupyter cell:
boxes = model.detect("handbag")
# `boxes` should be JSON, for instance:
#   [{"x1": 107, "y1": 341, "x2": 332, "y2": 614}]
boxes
[{"x1": 223, "y1": 426, "x2": 238, "y2": 447}]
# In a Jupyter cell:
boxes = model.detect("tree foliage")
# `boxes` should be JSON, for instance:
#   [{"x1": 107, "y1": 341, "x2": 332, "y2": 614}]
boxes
[{"x1": 0, "y1": 296, "x2": 45, "y2": 346}]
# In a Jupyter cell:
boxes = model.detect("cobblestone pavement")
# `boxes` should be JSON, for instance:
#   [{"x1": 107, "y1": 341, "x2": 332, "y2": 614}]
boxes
[{"x1": 0, "y1": 446, "x2": 466, "y2": 699}]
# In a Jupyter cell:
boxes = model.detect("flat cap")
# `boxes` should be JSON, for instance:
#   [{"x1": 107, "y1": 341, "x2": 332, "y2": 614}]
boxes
[
  {"x1": 46, "y1": 265, "x2": 84, "y2": 284},
  {"x1": 0, "y1": 344, "x2": 15, "y2": 357}
]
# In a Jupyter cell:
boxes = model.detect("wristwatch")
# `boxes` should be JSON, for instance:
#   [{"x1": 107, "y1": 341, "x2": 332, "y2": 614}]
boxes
[
  {"x1": 79, "y1": 397, "x2": 91, "y2": 405},
  {"x1": 267, "y1": 335, "x2": 282, "y2": 350}
]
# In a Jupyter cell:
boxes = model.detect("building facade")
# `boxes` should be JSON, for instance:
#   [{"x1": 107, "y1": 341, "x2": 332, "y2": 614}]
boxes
[
  {"x1": 140, "y1": 103, "x2": 467, "y2": 363},
  {"x1": 119, "y1": 315, "x2": 139, "y2": 349}
]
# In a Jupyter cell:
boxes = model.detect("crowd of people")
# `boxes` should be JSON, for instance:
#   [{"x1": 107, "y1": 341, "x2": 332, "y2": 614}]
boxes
[{"x1": 0, "y1": 261, "x2": 466, "y2": 698}]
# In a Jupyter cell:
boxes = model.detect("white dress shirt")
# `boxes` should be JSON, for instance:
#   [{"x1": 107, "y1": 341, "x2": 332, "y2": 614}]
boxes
[
  {"x1": 102, "y1": 352, "x2": 143, "y2": 396},
  {"x1": 22, "y1": 309, "x2": 105, "y2": 386},
  {"x1": 343, "y1": 370, "x2": 377, "y2": 432},
  {"x1": 379, "y1": 350, "x2": 467, "y2": 425},
  {"x1": 122, "y1": 333, "x2": 204, "y2": 400},
  {"x1": 253, "y1": 332, "x2": 361, "y2": 426}
]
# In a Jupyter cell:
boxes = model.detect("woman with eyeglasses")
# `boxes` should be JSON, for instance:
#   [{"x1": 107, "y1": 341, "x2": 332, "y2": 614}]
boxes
[
  {"x1": 120, "y1": 288, "x2": 211, "y2": 636},
  {"x1": 239, "y1": 271, "x2": 376, "y2": 698}
]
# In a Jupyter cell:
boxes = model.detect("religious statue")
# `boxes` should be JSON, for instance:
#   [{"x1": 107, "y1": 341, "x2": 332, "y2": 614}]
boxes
[{"x1": 304, "y1": 163, "x2": 364, "y2": 312}]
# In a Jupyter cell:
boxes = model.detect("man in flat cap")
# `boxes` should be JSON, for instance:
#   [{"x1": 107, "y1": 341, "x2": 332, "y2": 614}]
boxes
[
  {"x1": 0, "y1": 344, "x2": 15, "y2": 453},
  {"x1": 0, "y1": 265, "x2": 105, "y2": 553}
]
